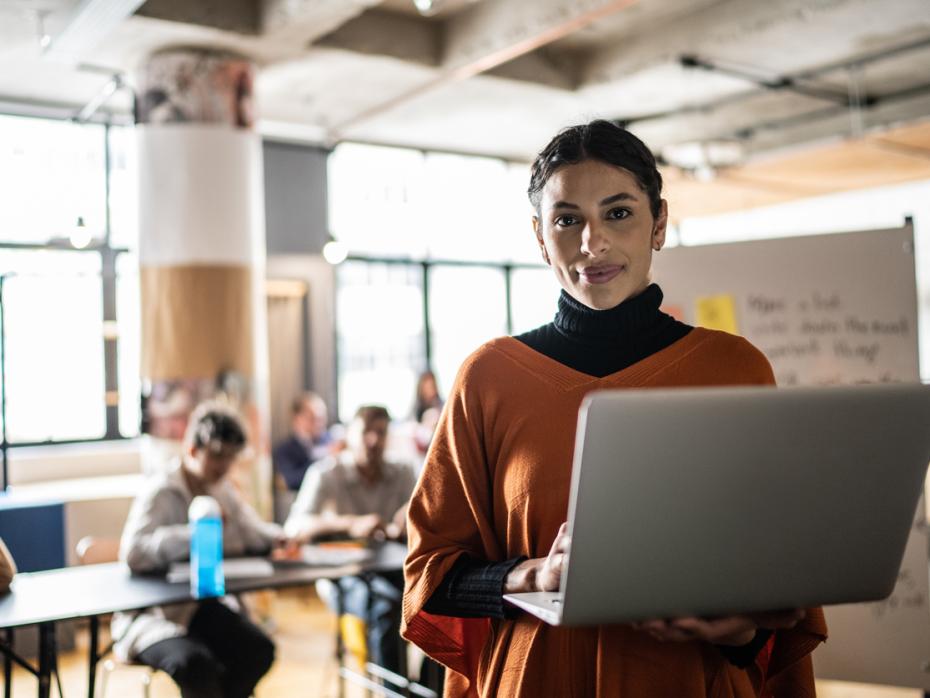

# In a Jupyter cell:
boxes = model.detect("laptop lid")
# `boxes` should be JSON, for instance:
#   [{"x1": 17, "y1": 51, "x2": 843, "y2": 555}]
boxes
[{"x1": 555, "y1": 383, "x2": 930, "y2": 626}]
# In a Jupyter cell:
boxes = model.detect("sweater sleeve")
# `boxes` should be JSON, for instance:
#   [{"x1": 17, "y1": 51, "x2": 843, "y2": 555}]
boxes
[
  {"x1": 402, "y1": 345, "x2": 508, "y2": 685},
  {"x1": 422, "y1": 554, "x2": 526, "y2": 618}
]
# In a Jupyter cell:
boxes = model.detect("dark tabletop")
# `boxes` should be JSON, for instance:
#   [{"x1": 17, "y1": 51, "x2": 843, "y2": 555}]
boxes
[{"x1": 0, "y1": 541, "x2": 408, "y2": 629}]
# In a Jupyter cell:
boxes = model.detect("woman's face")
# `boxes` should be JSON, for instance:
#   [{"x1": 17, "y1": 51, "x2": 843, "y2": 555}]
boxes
[{"x1": 533, "y1": 159, "x2": 667, "y2": 310}]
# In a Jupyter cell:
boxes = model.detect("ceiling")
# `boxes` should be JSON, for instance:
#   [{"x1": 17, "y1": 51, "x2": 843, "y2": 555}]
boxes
[{"x1": 1, "y1": 0, "x2": 929, "y2": 219}]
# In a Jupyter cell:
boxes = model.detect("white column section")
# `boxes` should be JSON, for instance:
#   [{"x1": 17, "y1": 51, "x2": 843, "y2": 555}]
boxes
[{"x1": 138, "y1": 125, "x2": 262, "y2": 267}]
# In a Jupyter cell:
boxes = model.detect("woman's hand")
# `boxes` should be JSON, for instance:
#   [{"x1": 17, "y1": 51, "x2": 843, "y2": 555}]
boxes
[
  {"x1": 505, "y1": 522, "x2": 571, "y2": 593},
  {"x1": 635, "y1": 608, "x2": 806, "y2": 646}
]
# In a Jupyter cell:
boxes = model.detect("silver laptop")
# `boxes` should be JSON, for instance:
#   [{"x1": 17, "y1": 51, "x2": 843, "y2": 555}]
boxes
[{"x1": 504, "y1": 384, "x2": 930, "y2": 626}]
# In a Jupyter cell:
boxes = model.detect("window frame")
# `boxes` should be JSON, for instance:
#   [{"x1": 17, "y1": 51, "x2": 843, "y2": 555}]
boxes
[
  {"x1": 334, "y1": 254, "x2": 548, "y2": 419},
  {"x1": 0, "y1": 117, "x2": 133, "y2": 451}
]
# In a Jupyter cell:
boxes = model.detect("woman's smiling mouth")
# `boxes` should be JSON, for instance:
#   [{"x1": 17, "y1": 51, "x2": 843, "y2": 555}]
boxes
[{"x1": 578, "y1": 264, "x2": 624, "y2": 284}]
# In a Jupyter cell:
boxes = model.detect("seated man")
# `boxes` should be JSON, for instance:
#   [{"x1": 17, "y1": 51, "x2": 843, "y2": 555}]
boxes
[
  {"x1": 273, "y1": 391, "x2": 338, "y2": 492},
  {"x1": 285, "y1": 404, "x2": 415, "y2": 675},
  {"x1": 114, "y1": 401, "x2": 283, "y2": 698}
]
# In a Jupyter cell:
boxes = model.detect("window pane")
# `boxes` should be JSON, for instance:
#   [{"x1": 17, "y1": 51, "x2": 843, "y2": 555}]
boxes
[
  {"x1": 0, "y1": 115, "x2": 106, "y2": 244},
  {"x1": 428, "y1": 266, "x2": 507, "y2": 396},
  {"x1": 117, "y1": 252, "x2": 141, "y2": 437},
  {"x1": 329, "y1": 143, "x2": 429, "y2": 258},
  {"x1": 336, "y1": 261, "x2": 425, "y2": 422},
  {"x1": 0, "y1": 250, "x2": 105, "y2": 442},
  {"x1": 499, "y1": 162, "x2": 538, "y2": 264},
  {"x1": 109, "y1": 126, "x2": 139, "y2": 249},
  {"x1": 510, "y1": 267, "x2": 561, "y2": 334},
  {"x1": 328, "y1": 143, "x2": 533, "y2": 263}
]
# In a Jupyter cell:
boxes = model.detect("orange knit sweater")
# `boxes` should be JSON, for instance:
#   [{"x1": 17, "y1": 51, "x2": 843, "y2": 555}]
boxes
[{"x1": 403, "y1": 328, "x2": 827, "y2": 697}]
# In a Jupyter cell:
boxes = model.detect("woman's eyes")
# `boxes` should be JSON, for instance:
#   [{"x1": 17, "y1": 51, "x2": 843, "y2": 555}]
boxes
[
  {"x1": 554, "y1": 214, "x2": 580, "y2": 227},
  {"x1": 553, "y1": 209, "x2": 631, "y2": 227},
  {"x1": 606, "y1": 207, "x2": 631, "y2": 220}
]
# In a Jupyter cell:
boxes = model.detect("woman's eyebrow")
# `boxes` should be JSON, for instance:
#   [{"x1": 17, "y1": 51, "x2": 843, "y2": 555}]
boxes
[
  {"x1": 599, "y1": 192, "x2": 638, "y2": 206},
  {"x1": 552, "y1": 200, "x2": 580, "y2": 210}
]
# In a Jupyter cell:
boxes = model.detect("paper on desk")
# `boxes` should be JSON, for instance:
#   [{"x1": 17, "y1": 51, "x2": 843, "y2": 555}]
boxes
[
  {"x1": 167, "y1": 557, "x2": 274, "y2": 584},
  {"x1": 300, "y1": 544, "x2": 373, "y2": 567}
]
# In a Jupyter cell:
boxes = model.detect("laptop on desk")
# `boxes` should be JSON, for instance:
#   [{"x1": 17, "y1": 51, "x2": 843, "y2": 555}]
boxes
[{"x1": 503, "y1": 384, "x2": 930, "y2": 626}]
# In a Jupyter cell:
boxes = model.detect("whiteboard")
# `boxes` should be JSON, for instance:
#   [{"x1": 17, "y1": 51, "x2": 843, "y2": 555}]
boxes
[{"x1": 653, "y1": 222, "x2": 930, "y2": 690}]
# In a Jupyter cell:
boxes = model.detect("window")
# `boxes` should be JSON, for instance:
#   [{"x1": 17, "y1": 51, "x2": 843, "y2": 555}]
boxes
[
  {"x1": 329, "y1": 143, "x2": 550, "y2": 418},
  {"x1": 116, "y1": 252, "x2": 141, "y2": 437},
  {"x1": 510, "y1": 267, "x2": 561, "y2": 335},
  {"x1": 0, "y1": 115, "x2": 107, "y2": 244},
  {"x1": 108, "y1": 126, "x2": 139, "y2": 250},
  {"x1": 428, "y1": 265, "x2": 508, "y2": 397},
  {"x1": 0, "y1": 114, "x2": 138, "y2": 444},
  {"x1": 336, "y1": 261, "x2": 426, "y2": 422},
  {"x1": 329, "y1": 143, "x2": 429, "y2": 259},
  {"x1": 0, "y1": 250, "x2": 106, "y2": 442}
]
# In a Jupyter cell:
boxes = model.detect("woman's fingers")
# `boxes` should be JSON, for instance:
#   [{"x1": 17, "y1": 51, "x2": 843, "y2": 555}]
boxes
[
  {"x1": 549, "y1": 522, "x2": 571, "y2": 554},
  {"x1": 750, "y1": 608, "x2": 806, "y2": 629},
  {"x1": 636, "y1": 616, "x2": 757, "y2": 645}
]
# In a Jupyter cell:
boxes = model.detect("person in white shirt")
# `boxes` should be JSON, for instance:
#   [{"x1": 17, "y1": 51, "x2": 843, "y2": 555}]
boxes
[
  {"x1": 286, "y1": 404, "x2": 415, "y2": 676},
  {"x1": 113, "y1": 401, "x2": 283, "y2": 698}
]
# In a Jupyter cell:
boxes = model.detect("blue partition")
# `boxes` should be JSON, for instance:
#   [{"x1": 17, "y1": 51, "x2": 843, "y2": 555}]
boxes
[{"x1": 0, "y1": 498, "x2": 66, "y2": 572}]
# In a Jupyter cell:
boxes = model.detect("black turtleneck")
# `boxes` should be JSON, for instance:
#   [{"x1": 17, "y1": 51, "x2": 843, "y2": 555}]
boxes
[
  {"x1": 421, "y1": 286, "x2": 767, "y2": 667},
  {"x1": 516, "y1": 284, "x2": 691, "y2": 377}
]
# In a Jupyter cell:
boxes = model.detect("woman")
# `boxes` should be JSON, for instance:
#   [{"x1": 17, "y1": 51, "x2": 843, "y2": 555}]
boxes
[
  {"x1": 113, "y1": 401, "x2": 282, "y2": 698},
  {"x1": 402, "y1": 120, "x2": 827, "y2": 697}
]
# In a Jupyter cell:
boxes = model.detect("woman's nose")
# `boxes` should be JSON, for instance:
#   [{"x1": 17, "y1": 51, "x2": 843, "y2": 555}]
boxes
[{"x1": 580, "y1": 221, "x2": 609, "y2": 256}]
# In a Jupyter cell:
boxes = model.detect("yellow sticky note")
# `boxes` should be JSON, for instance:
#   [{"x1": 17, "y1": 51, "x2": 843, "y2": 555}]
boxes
[{"x1": 695, "y1": 294, "x2": 740, "y2": 335}]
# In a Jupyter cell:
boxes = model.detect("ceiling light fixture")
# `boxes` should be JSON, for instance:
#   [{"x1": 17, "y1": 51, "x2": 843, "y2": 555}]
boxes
[
  {"x1": 322, "y1": 237, "x2": 348, "y2": 265},
  {"x1": 43, "y1": 0, "x2": 147, "y2": 63},
  {"x1": 35, "y1": 10, "x2": 51, "y2": 49},
  {"x1": 413, "y1": 0, "x2": 441, "y2": 16},
  {"x1": 70, "y1": 217, "x2": 92, "y2": 249}
]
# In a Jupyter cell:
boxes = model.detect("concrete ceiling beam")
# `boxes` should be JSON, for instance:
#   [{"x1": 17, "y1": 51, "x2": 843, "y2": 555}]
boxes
[
  {"x1": 484, "y1": 48, "x2": 580, "y2": 91},
  {"x1": 738, "y1": 90, "x2": 930, "y2": 160},
  {"x1": 330, "y1": 0, "x2": 636, "y2": 134},
  {"x1": 259, "y1": 0, "x2": 382, "y2": 46},
  {"x1": 136, "y1": 0, "x2": 260, "y2": 35},
  {"x1": 314, "y1": 9, "x2": 440, "y2": 66},
  {"x1": 580, "y1": 0, "x2": 929, "y2": 107}
]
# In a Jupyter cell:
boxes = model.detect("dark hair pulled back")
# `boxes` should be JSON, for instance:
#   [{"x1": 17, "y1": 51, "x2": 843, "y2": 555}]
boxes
[{"x1": 528, "y1": 120, "x2": 663, "y2": 219}]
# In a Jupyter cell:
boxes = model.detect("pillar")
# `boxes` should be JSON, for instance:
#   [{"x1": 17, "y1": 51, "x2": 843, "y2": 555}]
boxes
[{"x1": 135, "y1": 47, "x2": 271, "y2": 514}]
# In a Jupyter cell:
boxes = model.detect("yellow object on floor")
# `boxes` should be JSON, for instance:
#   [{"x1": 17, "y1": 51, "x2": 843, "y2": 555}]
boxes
[{"x1": 339, "y1": 614, "x2": 368, "y2": 667}]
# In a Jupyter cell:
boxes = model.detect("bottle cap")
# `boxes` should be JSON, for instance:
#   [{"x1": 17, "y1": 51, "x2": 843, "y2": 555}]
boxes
[{"x1": 189, "y1": 495, "x2": 221, "y2": 521}]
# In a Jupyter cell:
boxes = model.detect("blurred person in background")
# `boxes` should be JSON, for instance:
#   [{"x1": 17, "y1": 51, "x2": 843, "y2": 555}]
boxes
[
  {"x1": 285, "y1": 404, "x2": 415, "y2": 676},
  {"x1": 273, "y1": 391, "x2": 340, "y2": 492},
  {"x1": 114, "y1": 401, "x2": 284, "y2": 698},
  {"x1": 412, "y1": 370, "x2": 444, "y2": 458}
]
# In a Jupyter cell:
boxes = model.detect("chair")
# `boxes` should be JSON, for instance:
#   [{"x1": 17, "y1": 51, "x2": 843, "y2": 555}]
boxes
[
  {"x1": 325, "y1": 573, "x2": 439, "y2": 698},
  {"x1": 74, "y1": 536, "x2": 154, "y2": 698}
]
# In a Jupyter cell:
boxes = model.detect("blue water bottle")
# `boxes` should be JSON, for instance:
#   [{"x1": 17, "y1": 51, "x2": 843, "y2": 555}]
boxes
[{"x1": 189, "y1": 495, "x2": 225, "y2": 598}]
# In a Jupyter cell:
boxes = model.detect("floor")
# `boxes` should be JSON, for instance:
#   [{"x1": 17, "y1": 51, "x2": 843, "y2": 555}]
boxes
[{"x1": 5, "y1": 588, "x2": 924, "y2": 697}]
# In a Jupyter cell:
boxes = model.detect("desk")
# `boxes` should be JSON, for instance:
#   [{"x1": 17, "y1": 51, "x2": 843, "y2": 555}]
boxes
[{"x1": 0, "y1": 542, "x2": 408, "y2": 698}]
